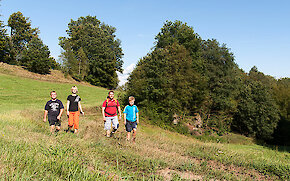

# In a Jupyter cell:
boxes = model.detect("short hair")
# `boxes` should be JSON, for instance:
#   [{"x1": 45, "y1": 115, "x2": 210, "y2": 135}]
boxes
[
  {"x1": 129, "y1": 96, "x2": 135, "y2": 101},
  {"x1": 108, "y1": 90, "x2": 114, "y2": 95},
  {"x1": 50, "y1": 91, "x2": 56, "y2": 95},
  {"x1": 71, "y1": 86, "x2": 78, "y2": 93}
]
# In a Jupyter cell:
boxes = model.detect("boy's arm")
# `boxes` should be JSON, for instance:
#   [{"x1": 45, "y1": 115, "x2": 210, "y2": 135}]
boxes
[
  {"x1": 66, "y1": 100, "x2": 70, "y2": 116},
  {"x1": 118, "y1": 106, "x2": 122, "y2": 120},
  {"x1": 123, "y1": 113, "x2": 126, "y2": 125},
  {"x1": 78, "y1": 102, "x2": 84, "y2": 115},
  {"x1": 136, "y1": 112, "x2": 139, "y2": 124},
  {"x1": 43, "y1": 110, "x2": 48, "y2": 122},
  {"x1": 102, "y1": 107, "x2": 106, "y2": 122},
  {"x1": 57, "y1": 109, "x2": 64, "y2": 120}
]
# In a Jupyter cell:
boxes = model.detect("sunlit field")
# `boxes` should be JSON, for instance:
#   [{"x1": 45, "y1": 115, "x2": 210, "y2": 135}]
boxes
[{"x1": 0, "y1": 73, "x2": 289, "y2": 180}]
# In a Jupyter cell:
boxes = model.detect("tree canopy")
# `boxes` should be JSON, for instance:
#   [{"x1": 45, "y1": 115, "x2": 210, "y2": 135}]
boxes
[
  {"x1": 0, "y1": 20, "x2": 9, "y2": 62},
  {"x1": 59, "y1": 15, "x2": 123, "y2": 88},
  {"x1": 1, "y1": 11, "x2": 57, "y2": 74},
  {"x1": 21, "y1": 37, "x2": 54, "y2": 74},
  {"x1": 8, "y1": 11, "x2": 39, "y2": 64}
]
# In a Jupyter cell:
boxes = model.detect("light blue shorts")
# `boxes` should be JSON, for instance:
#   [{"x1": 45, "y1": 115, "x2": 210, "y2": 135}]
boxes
[{"x1": 104, "y1": 116, "x2": 119, "y2": 130}]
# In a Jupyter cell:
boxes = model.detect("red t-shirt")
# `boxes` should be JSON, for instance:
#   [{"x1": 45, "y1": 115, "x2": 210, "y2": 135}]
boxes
[{"x1": 102, "y1": 99, "x2": 120, "y2": 117}]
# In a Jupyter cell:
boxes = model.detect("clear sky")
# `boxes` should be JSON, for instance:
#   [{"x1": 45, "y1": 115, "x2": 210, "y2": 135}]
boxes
[{"x1": 1, "y1": 0, "x2": 289, "y2": 85}]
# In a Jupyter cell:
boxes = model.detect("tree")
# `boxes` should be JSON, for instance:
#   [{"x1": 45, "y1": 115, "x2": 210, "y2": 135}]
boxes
[
  {"x1": 249, "y1": 66, "x2": 276, "y2": 88},
  {"x1": 0, "y1": 0, "x2": 9, "y2": 63},
  {"x1": 126, "y1": 43, "x2": 206, "y2": 124},
  {"x1": 155, "y1": 20, "x2": 201, "y2": 58},
  {"x1": 233, "y1": 77, "x2": 279, "y2": 141},
  {"x1": 59, "y1": 15, "x2": 123, "y2": 88},
  {"x1": 272, "y1": 78, "x2": 290, "y2": 145},
  {"x1": 21, "y1": 37, "x2": 53, "y2": 74},
  {"x1": 7, "y1": 11, "x2": 39, "y2": 64},
  {"x1": 200, "y1": 39, "x2": 242, "y2": 120},
  {"x1": 0, "y1": 20, "x2": 9, "y2": 62},
  {"x1": 76, "y1": 47, "x2": 88, "y2": 80}
]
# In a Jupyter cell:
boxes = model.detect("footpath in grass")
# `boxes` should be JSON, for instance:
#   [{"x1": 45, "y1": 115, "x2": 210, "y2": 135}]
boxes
[{"x1": 0, "y1": 74, "x2": 289, "y2": 180}]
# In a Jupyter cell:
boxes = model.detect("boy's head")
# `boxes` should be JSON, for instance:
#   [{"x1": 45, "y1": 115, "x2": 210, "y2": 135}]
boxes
[
  {"x1": 71, "y1": 86, "x2": 78, "y2": 94},
  {"x1": 108, "y1": 90, "x2": 114, "y2": 99},
  {"x1": 128, "y1": 96, "x2": 135, "y2": 106},
  {"x1": 50, "y1": 91, "x2": 57, "y2": 100}
]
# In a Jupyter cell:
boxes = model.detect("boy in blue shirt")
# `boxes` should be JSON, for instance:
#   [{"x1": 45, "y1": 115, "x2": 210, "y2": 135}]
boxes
[{"x1": 123, "y1": 96, "x2": 139, "y2": 142}]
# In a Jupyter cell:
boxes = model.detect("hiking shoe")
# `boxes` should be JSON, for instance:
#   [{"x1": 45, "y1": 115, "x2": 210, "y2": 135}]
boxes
[{"x1": 110, "y1": 132, "x2": 115, "y2": 137}]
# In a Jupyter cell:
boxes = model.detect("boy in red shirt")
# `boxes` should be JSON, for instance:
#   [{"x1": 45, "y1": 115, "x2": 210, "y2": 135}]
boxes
[{"x1": 102, "y1": 90, "x2": 122, "y2": 137}]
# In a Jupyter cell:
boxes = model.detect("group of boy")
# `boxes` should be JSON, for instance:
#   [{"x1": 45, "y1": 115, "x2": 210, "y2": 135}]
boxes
[{"x1": 43, "y1": 89, "x2": 139, "y2": 142}]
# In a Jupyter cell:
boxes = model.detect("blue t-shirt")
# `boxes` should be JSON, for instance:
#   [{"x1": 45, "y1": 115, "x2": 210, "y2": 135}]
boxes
[{"x1": 123, "y1": 105, "x2": 139, "y2": 122}]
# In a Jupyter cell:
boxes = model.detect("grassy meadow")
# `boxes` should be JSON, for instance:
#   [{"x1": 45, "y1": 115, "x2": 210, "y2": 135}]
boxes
[{"x1": 0, "y1": 73, "x2": 289, "y2": 180}]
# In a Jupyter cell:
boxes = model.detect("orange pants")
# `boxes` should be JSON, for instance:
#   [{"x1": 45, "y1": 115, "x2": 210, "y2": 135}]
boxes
[{"x1": 68, "y1": 111, "x2": 80, "y2": 129}]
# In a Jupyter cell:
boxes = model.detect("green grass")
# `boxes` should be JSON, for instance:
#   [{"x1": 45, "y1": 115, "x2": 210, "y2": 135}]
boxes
[
  {"x1": 0, "y1": 73, "x2": 107, "y2": 112},
  {"x1": 0, "y1": 73, "x2": 289, "y2": 180}
]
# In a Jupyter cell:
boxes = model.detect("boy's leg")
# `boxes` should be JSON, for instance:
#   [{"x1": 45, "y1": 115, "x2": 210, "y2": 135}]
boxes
[
  {"x1": 132, "y1": 121, "x2": 137, "y2": 143},
  {"x1": 104, "y1": 117, "x2": 112, "y2": 137},
  {"x1": 55, "y1": 119, "x2": 61, "y2": 133},
  {"x1": 126, "y1": 132, "x2": 131, "y2": 141},
  {"x1": 106, "y1": 130, "x2": 110, "y2": 137},
  {"x1": 68, "y1": 112, "x2": 74, "y2": 130},
  {"x1": 55, "y1": 126, "x2": 61, "y2": 132},
  {"x1": 74, "y1": 112, "x2": 80, "y2": 134},
  {"x1": 125, "y1": 121, "x2": 132, "y2": 140},
  {"x1": 50, "y1": 125, "x2": 55, "y2": 134},
  {"x1": 132, "y1": 129, "x2": 137, "y2": 143},
  {"x1": 111, "y1": 116, "x2": 119, "y2": 134},
  {"x1": 48, "y1": 119, "x2": 56, "y2": 134}
]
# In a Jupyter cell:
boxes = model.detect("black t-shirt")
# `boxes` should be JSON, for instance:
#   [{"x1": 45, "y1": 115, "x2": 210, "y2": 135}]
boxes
[
  {"x1": 67, "y1": 95, "x2": 81, "y2": 112},
  {"x1": 44, "y1": 99, "x2": 64, "y2": 119}
]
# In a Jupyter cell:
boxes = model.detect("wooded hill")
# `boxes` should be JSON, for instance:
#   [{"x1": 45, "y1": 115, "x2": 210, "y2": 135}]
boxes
[{"x1": 122, "y1": 21, "x2": 290, "y2": 146}]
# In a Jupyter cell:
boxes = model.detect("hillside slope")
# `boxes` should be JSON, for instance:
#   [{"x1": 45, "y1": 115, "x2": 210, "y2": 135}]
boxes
[
  {"x1": 0, "y1": 71, "x2": 289, "y2": 180},
  {"x1": 0, "y1": 62, "x2": 90, "y2": 85}
]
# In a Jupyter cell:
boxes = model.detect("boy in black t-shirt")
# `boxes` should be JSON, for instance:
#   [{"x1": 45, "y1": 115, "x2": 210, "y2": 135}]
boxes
[
  {"x1": 66, "y1": 86, "x2": 84, "y2": 134},
  {"x1": 44, "y1": 91, "x2": 64, "y2": 134}
]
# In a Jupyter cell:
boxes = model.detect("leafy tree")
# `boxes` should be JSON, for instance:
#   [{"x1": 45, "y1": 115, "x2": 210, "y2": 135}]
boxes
[
  {"x1": 21, "y1": 37, "x2": 53, "y2": 74},
  {"x1": 126, "y1": 43, "x2": 206, "y2": 124},
  {"x1": 200, "y1": 39, "x2": 242, "y2": 127},
  {"x1": 0, "y1": 1, "x2": 9, "y2": 63},
  {"x1": 272, "y1": 78, "x2": 290, "y2": 145},
  {"x1": 76, "y1": 47, "x2": 89, "y2": 80},
  {"x1": 249, "y1": 66, "x2": 276, "y2": 88},
  {"x1": 247, "y1": 67, "x2": 289, "y2": 144},
  {"x1": 60, "y1": 42, "x2": 88, "y2": 81},
  {"x1": 0, "y1": 20, "x2": 9, "y2": 62},
  {"x1": 155, "y1": 20, "x2": 201, "y2": 58},
  {"x1": 59, "y1": 15, "x2": 123, "y2": 88},
  {"x1": 233, "y1": 77, "x2": 279, "y2": 140},
  {"x1": 7, "y1": 11, "x2": 39, "y2": 64}
]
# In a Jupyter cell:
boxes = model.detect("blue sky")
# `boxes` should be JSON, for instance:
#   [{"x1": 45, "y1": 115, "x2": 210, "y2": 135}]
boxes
[{"x1": 1, "y1": 0, "x2": 289, "y2": 84}]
